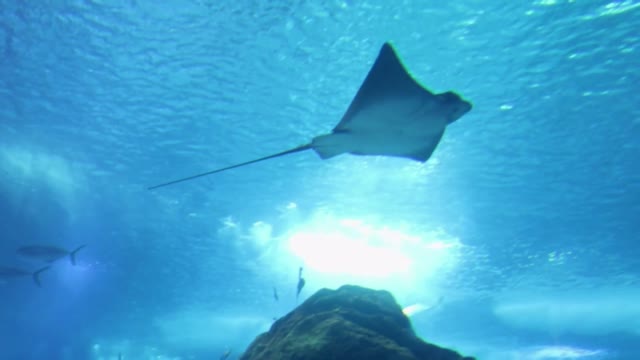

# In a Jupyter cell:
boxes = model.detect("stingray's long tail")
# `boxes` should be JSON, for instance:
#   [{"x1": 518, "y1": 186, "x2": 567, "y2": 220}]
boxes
[{"x1": 148, "y1": 144, "x2": 312, "y2": 190}]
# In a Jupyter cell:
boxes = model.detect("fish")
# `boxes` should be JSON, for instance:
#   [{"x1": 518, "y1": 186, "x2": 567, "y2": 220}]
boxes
[
  {"x1": 220, "y1": 349, "x2": 232, "y2": 360},
  {"x1": 296, "y1": 267, "x2": 305, "y2": 302},
  {"x1": 402, "y1": 297, "x2": 444, "y2": 317},
  {"x1": 17, "y1": 244, "x2": 86, "y2": 265},
  {"x1": 0, "y1": 265, "x2": 50, "y2": 287},
  {"x1": 273, "y1": 286, "x2": 279, "y2": 302},
  {"x1": 148, "y1": 42, "x2": 472, "y2": 190}
]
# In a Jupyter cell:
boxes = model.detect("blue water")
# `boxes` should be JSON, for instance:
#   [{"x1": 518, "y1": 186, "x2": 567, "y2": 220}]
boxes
[{"x1": 1, "y1": 1, "x2": 639, "y2": 359}]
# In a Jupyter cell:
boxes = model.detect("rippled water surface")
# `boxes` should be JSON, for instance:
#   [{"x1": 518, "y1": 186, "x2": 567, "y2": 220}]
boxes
[{"x1": 1, "y1": 1, "x2": 639, "y2": 359}]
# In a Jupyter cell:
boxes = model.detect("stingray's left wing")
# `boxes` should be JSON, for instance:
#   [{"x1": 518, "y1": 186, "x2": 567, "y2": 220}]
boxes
[{"x1": 333, "y1": 43, "x2": 435, "y2": 132}]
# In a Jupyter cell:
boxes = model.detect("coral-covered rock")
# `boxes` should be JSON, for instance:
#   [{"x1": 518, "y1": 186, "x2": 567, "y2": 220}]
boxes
[{"x1": 240, "y1": 285, "x2": 474, "y2": 360}]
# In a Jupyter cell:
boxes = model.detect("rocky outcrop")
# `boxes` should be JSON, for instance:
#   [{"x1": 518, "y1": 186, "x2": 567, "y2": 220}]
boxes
[{"x1": 240, "y1": 285, "x2": 474, "y2": 360}]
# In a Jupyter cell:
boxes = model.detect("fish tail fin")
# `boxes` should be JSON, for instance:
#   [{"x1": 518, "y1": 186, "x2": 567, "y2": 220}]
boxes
[
  {"x1": 32, "y1": 266, "x2": 51, "y2": 287},
  {"x1": 70, "y1": 244, "x2": 87, "y2": 266}
]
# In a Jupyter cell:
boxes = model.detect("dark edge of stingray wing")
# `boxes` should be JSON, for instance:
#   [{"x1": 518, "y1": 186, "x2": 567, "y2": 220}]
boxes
[
  {"x1": 409, "y1": 129, "x2": 445, "y2": 162},
  {"x1": 333, "y1": 43, "x2": 435, "y2": 132}
]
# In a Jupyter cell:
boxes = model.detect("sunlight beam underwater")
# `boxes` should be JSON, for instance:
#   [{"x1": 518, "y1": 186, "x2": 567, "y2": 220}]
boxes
[{"x1": 148, "y1": 42, "x2": 472, "y2": 190}]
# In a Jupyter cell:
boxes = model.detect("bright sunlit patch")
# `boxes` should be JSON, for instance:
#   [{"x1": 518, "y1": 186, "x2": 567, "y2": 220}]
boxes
[
  {"x1": 220, "y1": 208, "x2": 464, "y2": 304},
  {"x1": 535, "y1": 0, "x2": 558, "y2": 6},
  {"x1": 250, "y1": 221, "x2": 274, "y2": 247},
  {"x1": 221, "y1": 216, "x2": 238, "y2": 229},
  {"x1": 527, "y1": 345, "x2": 606, "y2": 359},
  {"x1": 580, "y1": 1, "x2": 640, "y2": 20},
  {"x1": 599, "y1": 1, "x2": 640, "y2": 16},
  {"x1": 402, "y1": 303, "x2": 429, "y2": 317},
  {"x1": 289, "y1": 229, "x2": 411, "y2": 276},
  {"x1": 1, "y1": 146, "x2": 77, "y2": 192},
  {"x1": 402, "y1": 297, "x2": 444, "y2": 317},
  {"x1": 0, "y1": 146, "x2": 82, "y2": 213},
  {"x1": 287, "y1": 213, "x2": 461, "y2": 283}
]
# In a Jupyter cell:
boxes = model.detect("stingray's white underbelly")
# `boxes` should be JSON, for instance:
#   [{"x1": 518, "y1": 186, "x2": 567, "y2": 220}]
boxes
[
  {"x1": 311, "y1": 96, "x2": 450, "y2": 160},
  {"x1": 341, "y1": 96, "x2": 447, "y2": 131},
  {"x1": 311, "y1": 127, "x2": 443, "y2": 160}
]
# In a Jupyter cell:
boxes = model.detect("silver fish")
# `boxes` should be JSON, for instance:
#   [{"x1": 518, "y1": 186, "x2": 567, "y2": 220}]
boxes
[
  {"x1": 296, "y1": 267, "x2": 305, "y2": 302},
  {"x1": 0, "y1": 265, "x2": 50, "y2": 287},
  {"x1": 17, "y1": 244, "x2": 86, "y2": 265},
  {"x1": 220, "y1": 349, "x2": 232, "y2": 360}
]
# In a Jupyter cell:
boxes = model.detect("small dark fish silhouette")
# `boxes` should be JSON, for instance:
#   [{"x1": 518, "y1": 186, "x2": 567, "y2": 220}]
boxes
[
  {"x1": 17, "y1": 244, "x2": 86, "y2": 265},
  {"x1": 0, "y1": 265, "x2": 50, "y2": 287},
  {"x1": 220, "y1": 349, "x2": 232, "y2": 360},
  {"x1": 273, "y1": 286, "x2": 279, "y2": 301},
  {"x1": 296, "y1": 267, "x2": 305, "y2": 302}
]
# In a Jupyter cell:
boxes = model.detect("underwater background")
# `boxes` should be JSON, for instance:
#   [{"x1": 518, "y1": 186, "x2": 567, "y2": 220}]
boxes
[{"x1": 1, "y1": 1, "x2": 639, "y2": 359}]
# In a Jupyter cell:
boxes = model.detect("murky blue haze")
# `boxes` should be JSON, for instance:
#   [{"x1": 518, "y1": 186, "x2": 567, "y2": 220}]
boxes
[{"x1": 0, "y1": 1, "x2": 639, "y2": 359}]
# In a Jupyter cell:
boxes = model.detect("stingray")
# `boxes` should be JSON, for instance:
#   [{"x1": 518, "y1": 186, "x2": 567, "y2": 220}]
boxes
[{"x1": 148, "y1": 42, "x2": 472, "y2": 190}]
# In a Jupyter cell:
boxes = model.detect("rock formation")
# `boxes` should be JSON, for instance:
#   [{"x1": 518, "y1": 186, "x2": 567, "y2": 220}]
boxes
[{"x1": 240, "y1": 285, "x2": 474, "y2": 360}]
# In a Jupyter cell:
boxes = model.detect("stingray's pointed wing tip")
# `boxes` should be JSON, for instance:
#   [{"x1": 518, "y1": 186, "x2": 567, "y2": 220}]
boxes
[
  {"x1": 381, "y1": 41, "x2": 394, "y2": 50},
  {"x1": 379, "y1": 42, "x2": 399, "y2": 59},
  {"x1": 436, "y1": 91, "x2": 473, "y2": 124}
]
